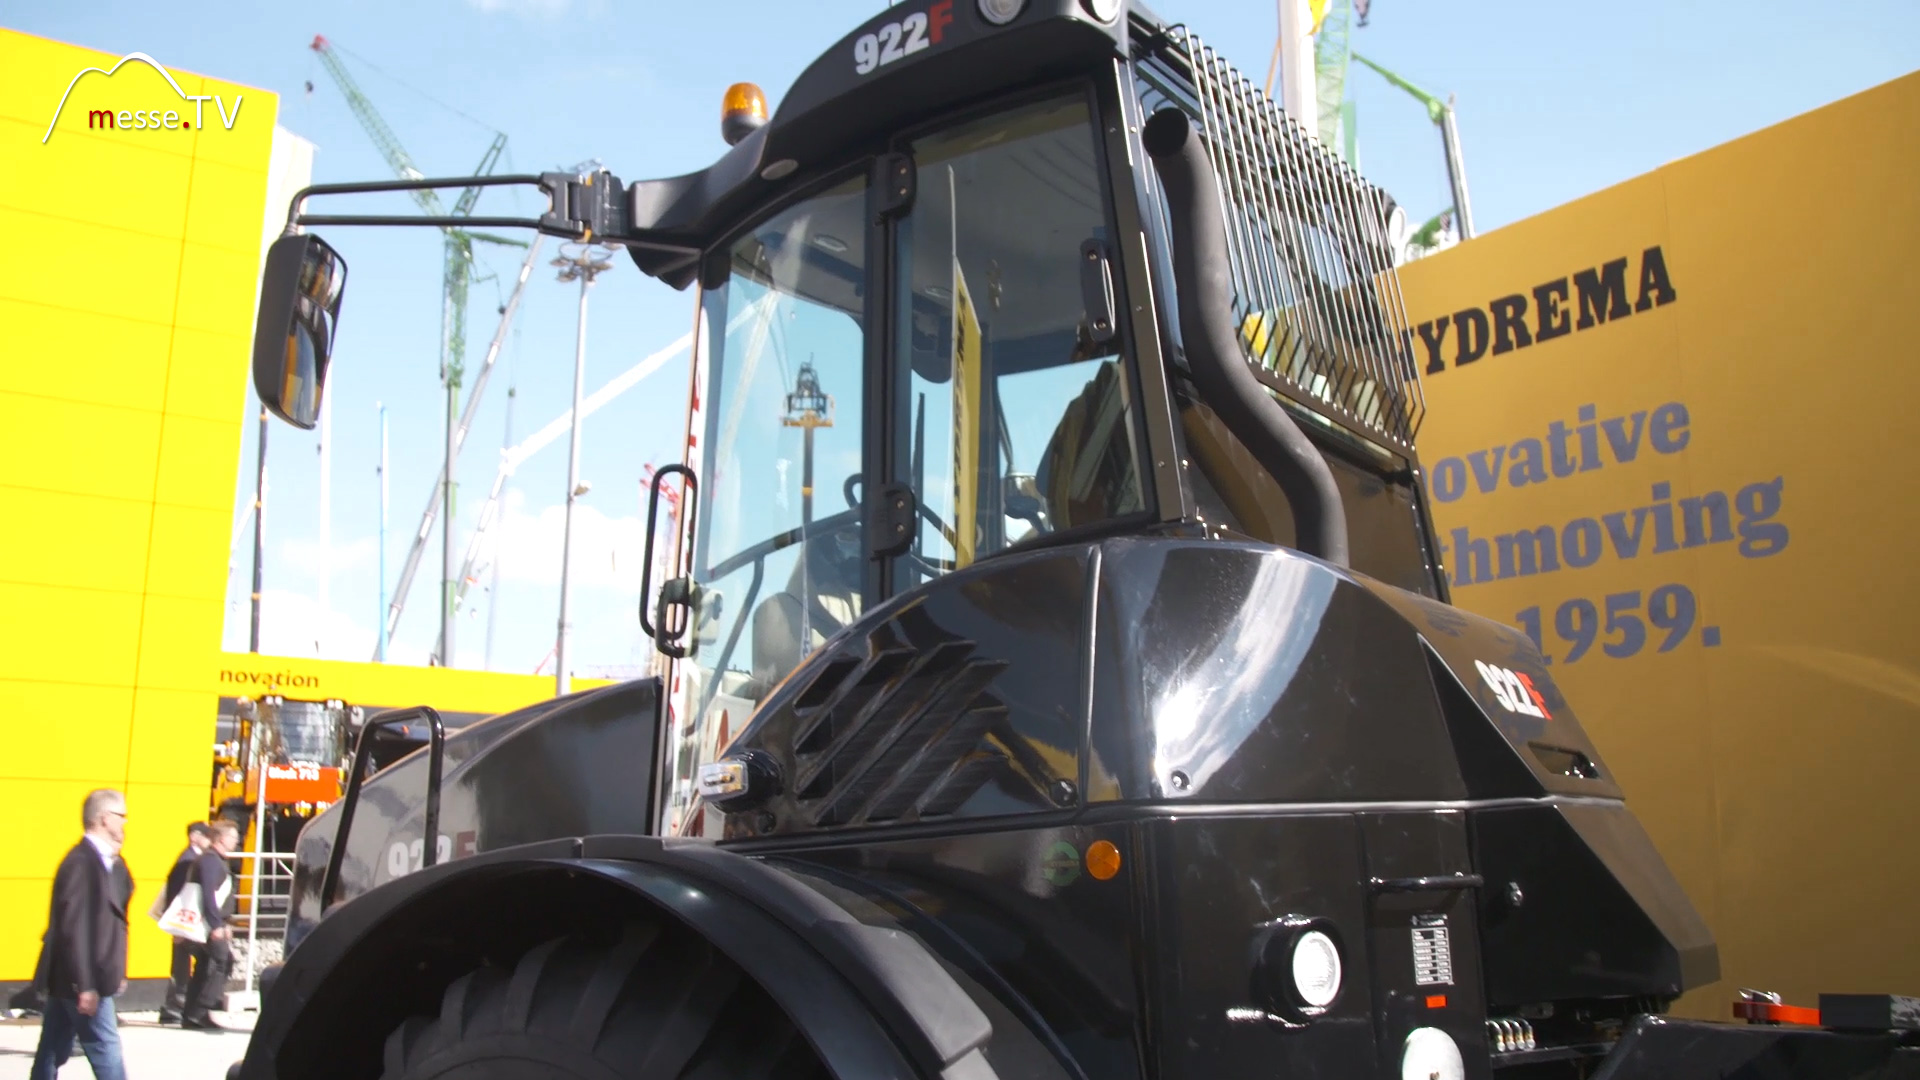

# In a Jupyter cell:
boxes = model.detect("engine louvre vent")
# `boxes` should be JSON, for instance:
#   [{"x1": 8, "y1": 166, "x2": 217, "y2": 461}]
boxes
[{"x1": 786, "y1": 626, "x2": 1012, "y2": 827}]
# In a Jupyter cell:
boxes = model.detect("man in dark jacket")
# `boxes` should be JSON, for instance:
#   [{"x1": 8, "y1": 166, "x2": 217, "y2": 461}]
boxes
[
  {"x1": 30, "y1": 788, "x2": 133, "y2": 1080},
  {"x1": 155, "y1": 821, "x2": 212, "y2": 1025},
  {"x1": 181, "y1": 819, "x2": 239, "y2": 1031}
]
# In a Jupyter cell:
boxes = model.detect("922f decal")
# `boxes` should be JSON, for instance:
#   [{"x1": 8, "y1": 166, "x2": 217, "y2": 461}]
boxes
[
  {"x1": 854, "y1": 0, "x2": 953, "y2": 75},
  {"x1": 1475, "y1": 660, "x2": 1552, "y2": 719}
]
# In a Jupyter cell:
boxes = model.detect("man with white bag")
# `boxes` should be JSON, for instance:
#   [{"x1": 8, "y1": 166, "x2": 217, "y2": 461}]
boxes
[
  {"x1": 180, "y1": 820, "x2": 239, "y2": 1032},
  {"x1": 155, "y1": 821, "x2": 212, "y2": 1025}
]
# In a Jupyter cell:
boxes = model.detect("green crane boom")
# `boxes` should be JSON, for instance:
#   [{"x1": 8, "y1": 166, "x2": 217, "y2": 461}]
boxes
[
  {"x1": 308, "y1": 34, "x2": 521, "y2": 666},
  {"x1": 1351, "y1": 50, "x2": 1476, "y2": 240}
]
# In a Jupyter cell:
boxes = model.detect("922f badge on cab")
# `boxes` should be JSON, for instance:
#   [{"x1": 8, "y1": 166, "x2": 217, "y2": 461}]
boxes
[
  {"x1": 854, "y1": 0, "x2": 955, "y2": 75},
  {"x1": 1475, "y1": 660, "x2": 1553, "y2": 720}
]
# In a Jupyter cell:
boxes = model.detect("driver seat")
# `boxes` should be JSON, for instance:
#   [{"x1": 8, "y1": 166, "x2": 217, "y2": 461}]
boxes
[{"x1": 744, "y1": 556, "x2": 861, "y2": 698}]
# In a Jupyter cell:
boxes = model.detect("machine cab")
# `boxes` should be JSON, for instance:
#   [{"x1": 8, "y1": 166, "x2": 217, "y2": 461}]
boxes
[{"x1": 657, "y1": 12, "x2": 1439, "y2": 833}]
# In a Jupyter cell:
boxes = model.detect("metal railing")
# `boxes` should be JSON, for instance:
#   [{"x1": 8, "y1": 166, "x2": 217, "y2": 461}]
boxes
[{"x1": 229, "y1": 848, "x2": 296, "y2": 995}]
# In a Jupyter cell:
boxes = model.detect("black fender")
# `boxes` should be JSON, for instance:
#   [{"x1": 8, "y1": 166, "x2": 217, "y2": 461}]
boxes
[{"x1": 240, "y1": 835, "x2": 1003, "y2": 1080}]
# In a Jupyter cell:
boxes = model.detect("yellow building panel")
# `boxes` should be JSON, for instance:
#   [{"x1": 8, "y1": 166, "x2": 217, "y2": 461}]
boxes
[
  {"x1": 0, "y1": 486, "x2": 152, "y2": 594},
  {"x1": 0, "y1": 114, "x2": 195, "y2": 242},
  {"x1": 125, "y1": 687, "x2": 219, "y2": 787},
  {"x1": 0, "y1": 391, "x2": 163, "y2": 501},
  {"x1": 0, "y1": 298, "x2": 172, "y2": 411},
  {"x1": 0, "y1": 879, "x2": 53, "y2": 978},
  {"x1": 213, "y1": 653, "x2": 616, "y2": 716},
  {"x1": 173, "y1": 239, "x2": 265, "y2": 336},
  {"x1": 0, "y1": 777, "x2": 123, "y2": 881},
  {"x1": 183, "y1": 76, "x2": 277, "y2": 172},
  {"x1": 163, "y1": 325, "x2": 251, "y2": 423},
  {"x1": 152, "y1": 412, "x2": 241, "y2": 511},
  {"x1": 161, "y1": 320, "x2": 249, "y2": 422},
  {"x1": 143, "y1": 502, "x2": 231, "y2": 601},
  {"x1": 184, "y1": 155, "x2": 271, "y2": 258},
  {"x1": 0, "y1": 680, "x2": 134, "y2": 783},
  {"x1": 134, "y1": 594, "x2": 223, "y2": 692},
  {"x1": 0, "y1": 206, "x2": 183, "y2": 326},
  {"x1": 0, "y1": 29, "x2": 81, "y2": 123},
  {"x1": 0, "y1": 582, "x2": 143, "y2": 688},
  {"x1": 19, "y1": 44, "x2": 200, "y2": 160}
]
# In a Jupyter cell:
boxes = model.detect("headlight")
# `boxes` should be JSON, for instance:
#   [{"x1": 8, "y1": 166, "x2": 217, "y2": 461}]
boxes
[
  {"x1": 1081, "y1": 0, "x2": 1122, "y2": 21},
  {"x1": 1255, "y1": 916, "x2": 1346, "y2": 1020},
  {"x1": 1402, "y1": 1027, "x2": 1465, "y2": 1080},
  {"x1": 978, "y1": 0, "x2": 1025, "y2": 25},
  {"x1": 1290, "y1": 929, "x2": 1342, "y2": 1008}
]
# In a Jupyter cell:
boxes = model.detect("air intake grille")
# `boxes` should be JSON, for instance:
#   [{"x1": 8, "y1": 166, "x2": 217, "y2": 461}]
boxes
[
  {"x1": 788, "y1": 632, "x2": 1011, "y2": 827},
  {"x1": 1143, "y1": 27, "x2": 1424, "y2": 453}
]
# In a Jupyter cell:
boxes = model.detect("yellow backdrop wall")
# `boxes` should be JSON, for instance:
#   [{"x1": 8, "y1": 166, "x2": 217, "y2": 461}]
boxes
[{"x1": 1399, "y1": 71, "x2": 1920, "y2": 1014}]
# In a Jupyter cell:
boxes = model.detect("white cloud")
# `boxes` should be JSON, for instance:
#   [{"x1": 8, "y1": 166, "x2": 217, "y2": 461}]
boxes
[
  {"x1": 487, "y1": 488, "x2": 651, "y2": 593},
  {"x1": 255, "y1": 588, "x2": 381, "y2": 661},
  {"x1": 279, "y1": 535, "x2": 378, "y2": 579},
  {"x1": 465, "y1": 0, "x2": 573, "y2": 15}
]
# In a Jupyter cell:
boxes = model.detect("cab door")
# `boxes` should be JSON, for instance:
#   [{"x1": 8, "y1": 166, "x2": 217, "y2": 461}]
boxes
[{"x1": 879, "y1": 88, "x2": 1154, "y2": 597}]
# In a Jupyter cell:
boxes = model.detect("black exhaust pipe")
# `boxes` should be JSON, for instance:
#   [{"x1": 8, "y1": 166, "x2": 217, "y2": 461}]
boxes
[{"x1": 1143, "y1": 108, "x2": 1350, "y2": 567}]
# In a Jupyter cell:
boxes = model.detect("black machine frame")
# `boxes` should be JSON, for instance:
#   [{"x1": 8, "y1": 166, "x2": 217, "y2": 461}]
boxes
[{"x1": 234, "y1": 3, "x2": 1917, "y2": 1080}]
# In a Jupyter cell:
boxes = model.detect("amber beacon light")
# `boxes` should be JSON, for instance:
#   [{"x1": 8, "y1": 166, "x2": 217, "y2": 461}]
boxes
[{"x1": 722, "y1": 82, "x2": 769, "y2": 146}]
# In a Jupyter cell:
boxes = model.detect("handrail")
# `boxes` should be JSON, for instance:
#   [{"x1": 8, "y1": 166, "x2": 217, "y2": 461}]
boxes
[
  {"x1": 639, "y1": 464, "x2": 699, "y2": 657},
  {"x1": 321, "y1": 706, "x2": 445, "y2": 913}
]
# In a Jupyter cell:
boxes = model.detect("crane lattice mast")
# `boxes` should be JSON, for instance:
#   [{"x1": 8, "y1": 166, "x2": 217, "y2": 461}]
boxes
[{"x1": 309, "y1": 35, "x2": 523, "y2": 665}]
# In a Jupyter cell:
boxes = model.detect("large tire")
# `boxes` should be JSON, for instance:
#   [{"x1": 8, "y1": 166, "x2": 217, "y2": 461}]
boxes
[{"x1": 379, "y1": 922, "x2": 830, "y2": 1080}]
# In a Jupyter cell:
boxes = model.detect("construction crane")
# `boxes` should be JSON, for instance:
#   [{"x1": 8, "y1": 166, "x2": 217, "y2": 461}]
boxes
[
  {"x1": 1351, "y1": 51, "x2": 1476, "y2": 241},
  {"x1": 1312, "y1": 0, "x2": 1358, "y2": 162},
  {"x1": 308, "y1": 35, "x2": 525, "y2": 665}
]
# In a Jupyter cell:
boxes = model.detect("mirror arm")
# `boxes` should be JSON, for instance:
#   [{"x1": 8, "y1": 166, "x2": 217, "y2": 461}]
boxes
[
  {"x1": 282, "y1": 171, "x2": 702, "y2": 255},
  {"x1": 294, "y1": 213, "x2": 553, "y2": 231},
  {"x1": 286, "y1": 173, "x2": 547, "y2": 225}
]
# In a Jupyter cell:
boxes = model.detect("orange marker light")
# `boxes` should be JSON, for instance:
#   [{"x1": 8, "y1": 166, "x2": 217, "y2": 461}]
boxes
[
  {"x1": 1425, "y1": 994, "x2": 1447, "y2": 1009},
  {"x1": 1085, "y1": 840, "x2": 1122, "y2": 881}
]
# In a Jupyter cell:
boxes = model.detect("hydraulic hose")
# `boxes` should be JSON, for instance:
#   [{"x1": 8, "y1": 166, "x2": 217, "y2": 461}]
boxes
[{"x1": 1143, "y1": 108, "x2": 1350, "y2": 567}]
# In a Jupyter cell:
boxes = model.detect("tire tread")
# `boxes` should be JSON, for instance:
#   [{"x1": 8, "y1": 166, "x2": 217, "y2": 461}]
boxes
[{"x1": 376, "y1": 920, "x2": 826, "y2": 1080}]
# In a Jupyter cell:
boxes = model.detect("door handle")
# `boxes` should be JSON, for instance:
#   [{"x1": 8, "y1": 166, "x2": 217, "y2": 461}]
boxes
[{"x1": 1079, "y1": 238, "x2": 1118, "y2": 346}]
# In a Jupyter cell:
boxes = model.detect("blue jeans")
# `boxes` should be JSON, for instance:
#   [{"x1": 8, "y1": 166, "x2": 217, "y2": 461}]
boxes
[{"x1": 30, "y1": 993, "x2": 125, "y2": 1080}]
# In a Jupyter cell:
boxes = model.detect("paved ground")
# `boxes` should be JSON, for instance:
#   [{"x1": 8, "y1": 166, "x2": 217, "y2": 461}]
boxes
[{"x1": 0, "y1": 1010, "x2": 254, "y2": 1080}]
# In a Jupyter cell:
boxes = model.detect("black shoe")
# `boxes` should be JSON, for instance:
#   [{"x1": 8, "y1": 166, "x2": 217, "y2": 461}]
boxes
[
  {"x1": 158, "y1": 1010, "x2": 182, "y2": 1025},
  {"x1": 182, "y1": 1016, "x2": 229, "y2": 1032}
]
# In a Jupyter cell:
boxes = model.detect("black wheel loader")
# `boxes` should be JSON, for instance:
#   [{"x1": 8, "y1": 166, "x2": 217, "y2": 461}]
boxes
[{"x1": 235, "y1": 2, "x2": 1919, "y2": 1077}]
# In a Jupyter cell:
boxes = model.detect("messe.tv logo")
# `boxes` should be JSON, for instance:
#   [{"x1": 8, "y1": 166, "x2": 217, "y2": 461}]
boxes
[{"x1": 40, "y1": 52, "x2": 243, "y2": 144}]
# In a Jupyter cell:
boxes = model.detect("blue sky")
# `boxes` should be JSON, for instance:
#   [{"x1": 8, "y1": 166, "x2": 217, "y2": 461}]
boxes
[{"x1": 11, "y1": 0, "x2": 1917, "y2": 678}]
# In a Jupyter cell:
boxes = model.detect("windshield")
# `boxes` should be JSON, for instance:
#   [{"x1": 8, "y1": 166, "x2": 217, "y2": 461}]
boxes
[{"x1": 672, "y1": 92, "x2": 1150, "y2": 836}]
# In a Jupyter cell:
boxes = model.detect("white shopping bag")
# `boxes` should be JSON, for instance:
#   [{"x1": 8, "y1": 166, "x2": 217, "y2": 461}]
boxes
[{"x1": 156, "y1": 882, "x2": 208, "y2": 944}]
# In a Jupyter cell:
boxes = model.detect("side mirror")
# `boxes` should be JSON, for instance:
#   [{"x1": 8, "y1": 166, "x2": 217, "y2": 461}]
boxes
[{"x1": 251, "y1": 233, "x2": 347, "y2": 430}]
